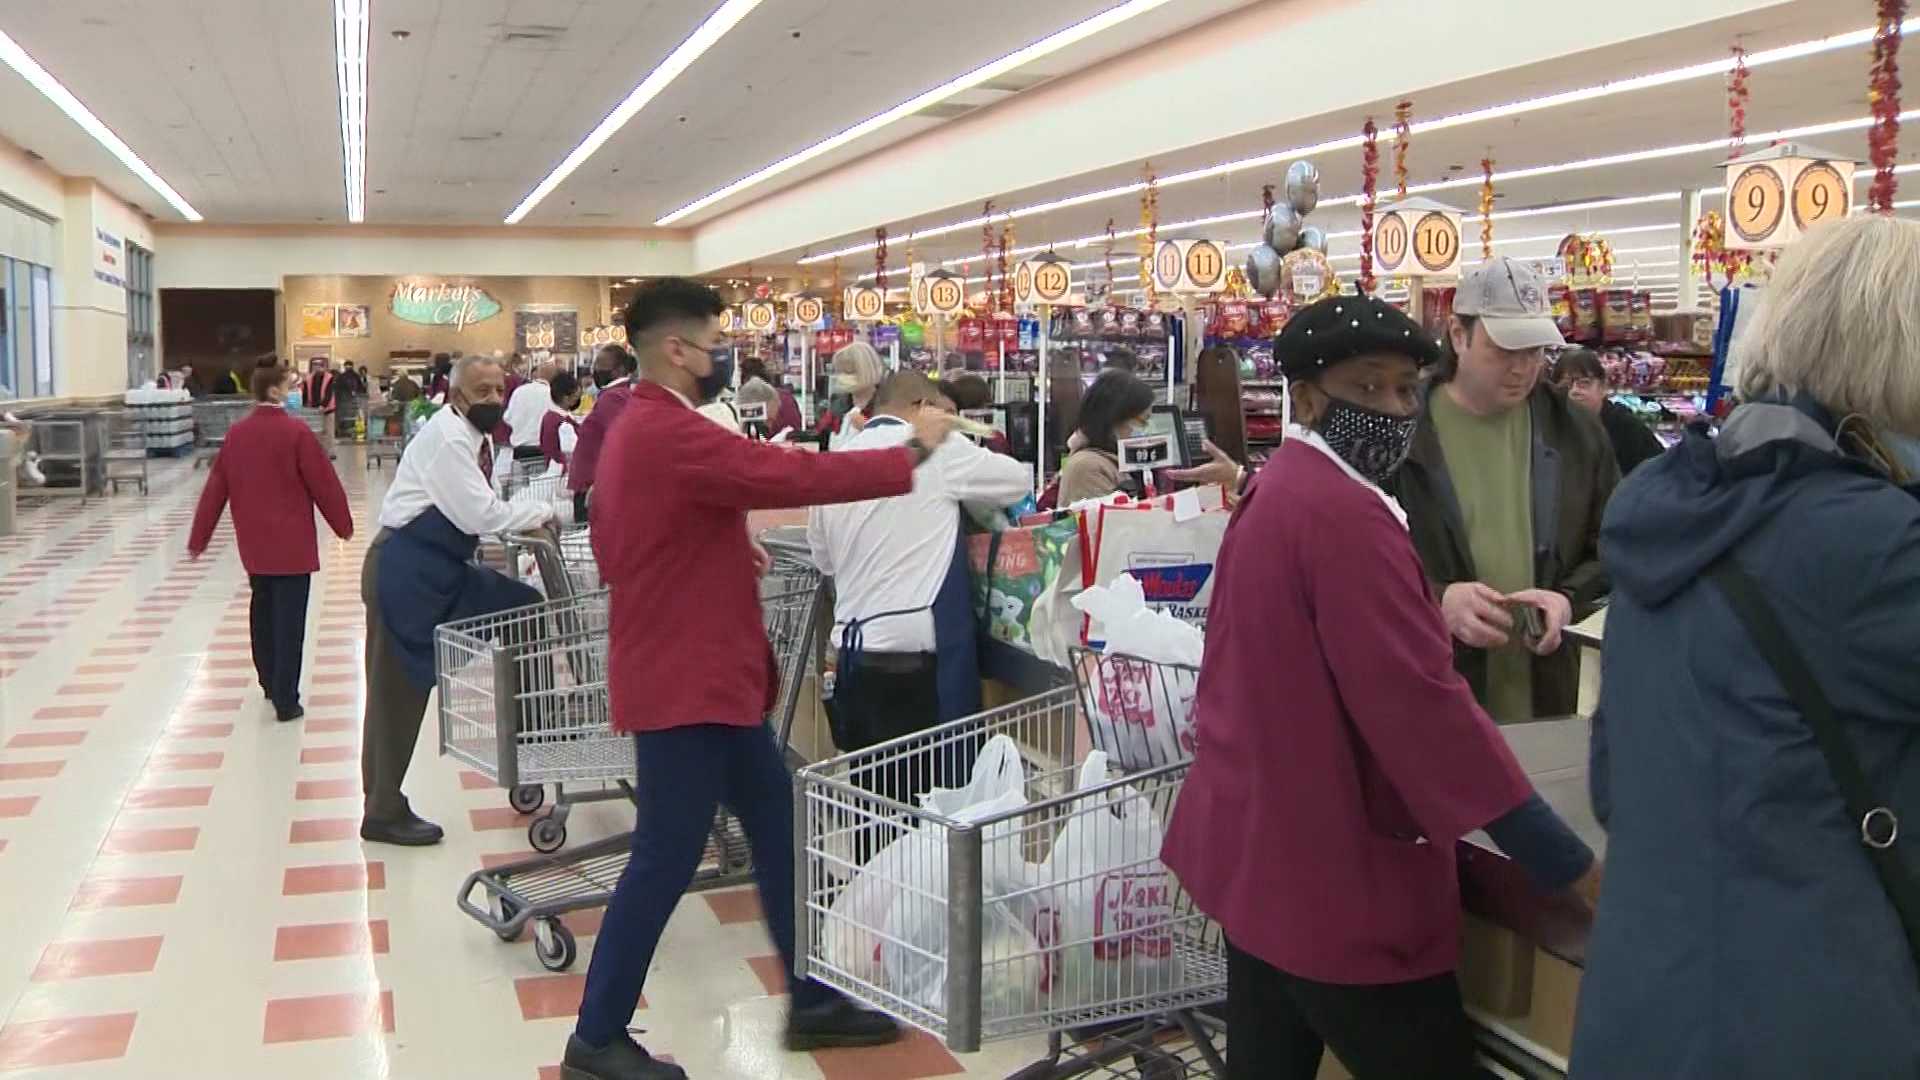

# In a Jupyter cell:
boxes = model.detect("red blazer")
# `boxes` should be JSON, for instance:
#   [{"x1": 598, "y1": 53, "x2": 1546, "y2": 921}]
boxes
[
  {"x1": 1161, "y1": 440, "x2": 1532, "y2": 985},
  {"x1": 568, "y1": 381, "x2": 632, "y2": 494},
  {"x1": 540, "y1": 410, "x2": 578, "y2": 468},
  {"x1": 304, "y1": 370, "x2": 337, "y2": 414},
  {"x1": 188, "y1": 405, "x2": 354, "y2": 575},
  {"x1": 592, "y1": 381, "x2": 915, "y2": 733}
]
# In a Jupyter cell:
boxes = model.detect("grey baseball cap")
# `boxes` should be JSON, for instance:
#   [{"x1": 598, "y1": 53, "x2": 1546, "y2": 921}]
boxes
[{"x1": 1453, "y1": 256, "x2": 1566, "y2": 350}]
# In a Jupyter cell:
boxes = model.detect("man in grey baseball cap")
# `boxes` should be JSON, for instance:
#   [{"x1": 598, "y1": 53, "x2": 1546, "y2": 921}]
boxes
[{"x1": 1389, "y1": 255, "x2": 1619, "y2": 725}]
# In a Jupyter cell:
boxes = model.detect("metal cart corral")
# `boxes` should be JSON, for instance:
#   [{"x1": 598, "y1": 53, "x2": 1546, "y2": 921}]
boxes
[
  {"x1": 103, "y1": 410, "x2": 149, "y2": 494},
  {"x1": 27, "y1": 413, "x2": 108, "y2": 500},
  {"x1": 795, "y1": 686, "x2": 1227, "y2": 1071},
  {"x1": 192, "y1": 399, "x2": 251, "y2": 467}
]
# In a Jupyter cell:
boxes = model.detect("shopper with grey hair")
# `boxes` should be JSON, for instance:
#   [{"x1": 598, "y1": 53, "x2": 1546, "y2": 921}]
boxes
[
  {"x1": 1574, "y1": 212, "x2": 1920, "y2": 1076},
  {"x1": 815, "y1": 341, "x2": 888, "y2": 446}
]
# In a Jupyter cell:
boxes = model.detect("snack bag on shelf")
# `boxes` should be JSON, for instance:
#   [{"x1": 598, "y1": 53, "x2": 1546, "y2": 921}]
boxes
[
  {"x1": 1631, "y1": 290, "x2": 1654, "y2": 343},
  {"x1": 1570, "y1": 289, "x2": 1602, "y2": 343},
  {"x1": 1601, "y1": 290, "x2": 1633, "y2": 344},
  {"x1": 1550, "y1": 284, "x2": 1575, "y2": 339}
]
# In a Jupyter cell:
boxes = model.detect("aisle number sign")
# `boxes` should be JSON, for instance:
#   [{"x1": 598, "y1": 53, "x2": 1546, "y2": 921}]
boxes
[
  {"x1": 1014, "y1": 257, "x2": 1075, "y2": 305},
  {"x1": 790, "y1": 295, "x2": 826, "y2": 328},
  {"x1": 843, "y1": 286, "x2": 886, "y2": 321},
  {"x1": 920, "y1": 270, "x2": 966, "y2": 316},
  {"x1": 742, "y1": 301, "x2": 778, "y2": 334},
  {"x1": 1371, "y1": 197, "x2": 1462, "y2": 278},
  {"x1": 1723, "y1": 143, "x2": 1858, "y2": 250},
  {"x1": 1151, "y1": 239, "x2": 1229, "y2": 294}
]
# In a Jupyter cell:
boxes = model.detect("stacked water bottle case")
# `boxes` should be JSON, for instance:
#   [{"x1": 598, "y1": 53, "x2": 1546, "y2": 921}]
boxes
[{"x1": 123, "y1": 388, "x2": 195, "y2": 455}]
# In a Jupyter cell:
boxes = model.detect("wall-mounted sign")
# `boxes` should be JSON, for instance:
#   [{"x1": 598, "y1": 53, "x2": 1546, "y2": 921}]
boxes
[
  {"x1": 790, "y1": 295, "x2": 826, "y2": 328},
  {"x1": 1723, "y1": 142, "x2": 1858, "y2": 250},
  {"x1": 1150, "y1": 239, "x2": 1230, "y2": 294},
  {"x1": 579, "y1": 324, "x2": 629, "y2": 348},
  {"x1": 390, "y1": 281, "x2": 503, "y2": 330},
  {"x1": 1015, "y1": 257, "x2": 1076, "y2": 305},
  {"x1": 843, "y1": 286, "x2": 886, "y2": 321},
  {"x1": 742, "y1": 301, "x2": 778, "y2": 334},
  {"x1": 515, "y1": 306, "x2": 578, "y2": 354},
  {"x1": 93, "y1": 227, "x2": 125, "y2": 289},
  {"x1": 1372, "y1": 197, "x2": 1462, "y2": 279},
  {"x1": 920, "y1": 270, "x2": 966, "y2": 316}
]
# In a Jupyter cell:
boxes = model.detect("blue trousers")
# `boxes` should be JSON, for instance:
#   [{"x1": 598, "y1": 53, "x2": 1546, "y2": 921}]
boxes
[{"x1": 574, "y1": 723, "x2": 834, "y2": 1046}]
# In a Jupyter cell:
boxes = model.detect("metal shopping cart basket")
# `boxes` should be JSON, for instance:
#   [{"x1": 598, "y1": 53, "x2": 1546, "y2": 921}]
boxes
[
  {"x1": 795, "y1": 681, "x2": 1228, "y2": 1077},
  {"x1": 450, "y1": 551, "x2": 827, "y2": 970},
  {"x1": 191, "y1": 400, "x2": 252, "y2": 468}
]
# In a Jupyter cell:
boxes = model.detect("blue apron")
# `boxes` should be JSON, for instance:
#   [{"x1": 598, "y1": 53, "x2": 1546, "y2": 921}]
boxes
[{"x1": 375, "y1": 506, "x2": 542, "y2": 691}]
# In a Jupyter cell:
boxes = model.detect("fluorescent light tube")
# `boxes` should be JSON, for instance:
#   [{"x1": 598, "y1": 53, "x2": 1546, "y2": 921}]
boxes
[{"x1": 334, "y1": 0, "x2": 370, "y2": 223}]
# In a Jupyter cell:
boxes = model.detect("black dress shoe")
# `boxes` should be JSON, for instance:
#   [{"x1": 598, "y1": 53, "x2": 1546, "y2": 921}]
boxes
[
  {"x1": 560, "y1": 1032, "x2": 685, "y2": 1080},
  {"x1": 275, "y1": 704, "x2": 305, "y2": 723},
  {"x1": 359, "y1": 813, "x2": 444, "y2": 847},
  {"x1": 786, "y1": 993, "x2": 901, "y2": 1051}
]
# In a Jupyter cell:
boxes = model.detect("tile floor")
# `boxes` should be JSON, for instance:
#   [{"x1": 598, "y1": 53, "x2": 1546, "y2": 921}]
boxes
[{"x1": 0, "y1": 449, "x2": 1052, "y2": 1079}]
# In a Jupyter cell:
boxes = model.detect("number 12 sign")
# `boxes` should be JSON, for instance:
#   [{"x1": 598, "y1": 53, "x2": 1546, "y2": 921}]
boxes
[{"x1": 1723, "y1": 143, "x2": 1857, "y2": 250}]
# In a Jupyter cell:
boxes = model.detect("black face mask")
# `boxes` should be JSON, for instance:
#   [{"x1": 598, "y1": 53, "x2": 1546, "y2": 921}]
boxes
[
  {"x1": 695, "y1": 350, "x2": 734, "y2": 404},
  {"x1": 1313, "y1": 395, "x2": 1419, "y2": 487},
  {"x1": 591, "y1": 368, "x2": 616, "y2": 390},
  {"x1": 462, "y1": 401, "x2": 504, "y2": 433}
]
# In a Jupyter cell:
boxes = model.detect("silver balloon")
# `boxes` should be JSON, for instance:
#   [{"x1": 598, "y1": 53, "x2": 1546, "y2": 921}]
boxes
[
  {"x1": 1286, "y1": 160, "x2": 1321, "y2": 215},
  {"x1": 1264, "y1": 205, "x2": 1303, "y2": 256},
  {"x1": 1246, "y1": 245, "x2": 1283, "y2": 297},
  {"x1": 1299, "y1": 225, "x2": 1327, "y2": 254}
]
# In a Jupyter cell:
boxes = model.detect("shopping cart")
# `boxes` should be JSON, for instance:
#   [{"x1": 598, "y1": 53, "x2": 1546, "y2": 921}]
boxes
[
  {"x1": 794, "y1": 683, "x2": 1227, "y2": 1076},
  {"x1": 451, "y1": 552, "x2": 827, "y2": 970},
  {"x1": 192, "y1": 400, "x2": 252, "y2": 468}
]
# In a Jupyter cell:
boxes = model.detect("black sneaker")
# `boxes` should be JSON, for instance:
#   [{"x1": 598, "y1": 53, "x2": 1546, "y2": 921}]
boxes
[
  {"x1": 786, "y1": 994, "x2": 901, "y2": 1051},
  {"x1": 359, "y1": 812, "x2": 443, "y2": 847},
  {"x1": 275, "y1": 704, "x2": 305, "y2": 723},
  {"x1": 559, "y1": 1032, "x2": 685, "y2": 1080}
]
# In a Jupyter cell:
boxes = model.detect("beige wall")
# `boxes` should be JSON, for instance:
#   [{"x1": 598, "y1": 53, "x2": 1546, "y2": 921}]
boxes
[{"x1": 281, "y1": 274, "x2": 609, "y2": 375}]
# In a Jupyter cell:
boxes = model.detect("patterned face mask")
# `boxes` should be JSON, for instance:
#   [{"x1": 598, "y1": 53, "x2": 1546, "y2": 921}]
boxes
[{"x1": 1314, "y1": 395, "x2": 1419, "y2": 487}]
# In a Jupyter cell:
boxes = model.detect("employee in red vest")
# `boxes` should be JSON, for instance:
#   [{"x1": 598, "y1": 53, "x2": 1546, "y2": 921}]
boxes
[
  {"x1": 187, "y1": 364, "x2": 354, "y2": 722},
  {"x1": 566, "y1": 344, "x2": 638, "y2": 522},
  {"x1": 561, "y1": 278, "x2": 953, "y2": 1079},
  {"x1": 303, "y1": 358, "x2": 338, "y2": 428},
  {"x1": 539, "y1": 370, "x2": 582, "y2": 472}
]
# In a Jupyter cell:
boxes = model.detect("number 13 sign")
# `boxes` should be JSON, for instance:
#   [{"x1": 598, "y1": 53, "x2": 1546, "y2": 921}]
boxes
[{"x1": 1724, "y1": 143, "x2": 1857, "y2": 250}]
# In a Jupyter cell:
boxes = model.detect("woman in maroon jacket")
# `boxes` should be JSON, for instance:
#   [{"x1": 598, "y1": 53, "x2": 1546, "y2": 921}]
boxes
[
  {"x1": 188, "y1": 365, "x2": 354, "y2": 721},
  {"x1": 1161, "y1": 294, "x2": 1598, "y2": 1079}
]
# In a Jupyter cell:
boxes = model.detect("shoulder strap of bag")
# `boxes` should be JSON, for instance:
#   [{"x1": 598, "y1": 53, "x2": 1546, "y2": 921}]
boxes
[{"x1": 1707, "y1": 556, "x2": 1920, "y2": 967}]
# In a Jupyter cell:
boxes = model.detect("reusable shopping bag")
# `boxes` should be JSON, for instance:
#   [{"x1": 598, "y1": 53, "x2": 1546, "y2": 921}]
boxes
[
  {"x1": 1082, "y1": 497, "x2": 1230, "y2": 648},
  {"x1": 967, "y1": 515, "x2": 1080, "y2": 650}
]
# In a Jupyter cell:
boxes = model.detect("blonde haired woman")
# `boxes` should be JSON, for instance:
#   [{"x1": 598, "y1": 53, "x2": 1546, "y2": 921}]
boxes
[
  {"x1": 1574, "y1": 213, "x2": 1920, "y2": 1076},
  {"x1": 816, "y1": 341, "x2": 888, "y2": 447}
]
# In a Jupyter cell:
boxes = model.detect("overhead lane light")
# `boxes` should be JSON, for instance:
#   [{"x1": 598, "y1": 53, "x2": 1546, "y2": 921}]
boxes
[
  {"x1": 796, "y1": 18, "x2": 1919, "y2": 265},
  {"x1": 334, "y1": 0, "x2": 370, "y2": 223},
  {"x1": 655, "y1": 0, "x2": 1178, "y2": 225},
  {"x1": 0, "y1": 28, "x2": 201, "y2": 221},
  {"x1": 506, "y1": 0, "x2": 766, "y2": 224}
]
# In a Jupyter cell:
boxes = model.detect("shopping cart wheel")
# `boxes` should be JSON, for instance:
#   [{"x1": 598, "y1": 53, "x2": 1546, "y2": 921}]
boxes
[
  {"x1": 488, "y1": 894, "x2": 523, "y2": 942},
  {"x1": 529, "y1": 815, "x2": 567, "y2": 854},
  {"x1": 509, "y1": 784, "x2": 545, "y2": 814},
  {"x1": 534, "y1": 918, "x2": 576, "y2": 972}
]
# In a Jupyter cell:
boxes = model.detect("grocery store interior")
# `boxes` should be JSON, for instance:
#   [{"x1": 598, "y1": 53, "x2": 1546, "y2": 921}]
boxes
[{"x1": 2, "y1": 0, "x2": 1918, "y2": 1077}]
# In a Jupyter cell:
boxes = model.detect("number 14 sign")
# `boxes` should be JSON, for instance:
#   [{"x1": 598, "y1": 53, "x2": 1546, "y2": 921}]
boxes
[{"x1": 1722, "y1": 142, "x2": 1858, "y2": 250}]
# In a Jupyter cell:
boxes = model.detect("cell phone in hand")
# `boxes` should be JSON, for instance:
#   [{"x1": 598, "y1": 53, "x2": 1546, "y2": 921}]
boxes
[{"x1": 1505, "y1": 600, "x2": 1545, "y2": 648}]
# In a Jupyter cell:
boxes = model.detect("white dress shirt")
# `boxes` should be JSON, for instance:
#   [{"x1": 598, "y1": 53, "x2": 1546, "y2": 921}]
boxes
[
  {"x1": 505, "y1": 378, "x2": 554, "y2": 448},
  {"x1": 808, "y1": 417, "x2": 1032, "y2": 653},
  {"x1": 380, "y1": 405, "x2": 555, "y2": 535}
]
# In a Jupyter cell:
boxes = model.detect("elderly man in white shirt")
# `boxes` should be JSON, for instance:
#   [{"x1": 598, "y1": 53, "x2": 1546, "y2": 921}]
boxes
[
  {"x1": 808, "y1": 370, "x2": 1030, "y2": 815},
  {"x1": 361, "y1": 354, "x2": 559, "y2": 846},
  {"x1": 504, "y1": 361, "x2": 558, "y2": 465}
]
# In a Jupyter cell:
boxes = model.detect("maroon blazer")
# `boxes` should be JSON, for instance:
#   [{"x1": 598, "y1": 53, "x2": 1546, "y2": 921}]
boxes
[
  {"x1": 188, "y1": 405, "x2": 354, "y2": 575},
  {"x1": 592, "y1": 381, "x2": 914, "y2": 733},
  {"x1": 568, "y1": 380, "x2": 632, "y2": 494},
  {"x1": 304, "y1": 370, "x2": 337, "y2": 414},
  {"x1": 1161, "y1": 440, "x2": 1533, "y2": 985},
  {"x1": 540, "y1": 410, "x2": 578, "y2": 468}
]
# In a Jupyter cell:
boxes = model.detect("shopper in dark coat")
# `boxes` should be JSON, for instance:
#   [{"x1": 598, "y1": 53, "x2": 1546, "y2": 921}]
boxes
[
  {"x1": 1574, "y1": 214, "x2": 1920, "y2": 1077},
  {"x1": 1552, "y1": 347, "x2": 1667, "y2": 476}
]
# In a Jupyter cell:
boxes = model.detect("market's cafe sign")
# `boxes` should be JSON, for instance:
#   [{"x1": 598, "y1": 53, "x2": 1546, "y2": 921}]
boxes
[{"x1": 389, "y1": 281, "x2": 503, "y2": 330}]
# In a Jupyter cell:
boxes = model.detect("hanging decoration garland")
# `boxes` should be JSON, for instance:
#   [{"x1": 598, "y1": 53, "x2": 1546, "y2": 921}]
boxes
[
  {"x1": 1358, "y1": 118, "x2": 1379, "y2": 295},
  {"x1": 998, "y1": 220, "x2": 1015, "y2": 313},
  {"x1": 1727, "y1": 45, "x2": 1750, "y2": 160},
  {"x1": 874, "y1": 228, "x2": 888, "y2": 293},
  {"x1": 831, "y1": 257, "x2": 844, "y2": 314},
  {"x1": 1103, "y1": 218, "x2": 1118, "y2": 300},
  {"x1": 1479, "y1": 157, "x2": 1496, "y2": 259},
  {"x1": 981, "y1": 201, "x2": 998, "y2": 311},
  {"x1": 1393, "y1": 100, "x2": 1413, "y2": 198},
  {"x1": 1139, "y1": 165, "x2": 1160, "y2": 306},
  {"x1": 1871, "y1": 0, "x2": 1907, "y2": 212}
]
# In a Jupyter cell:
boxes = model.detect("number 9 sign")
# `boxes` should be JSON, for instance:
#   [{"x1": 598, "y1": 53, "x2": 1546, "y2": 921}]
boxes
[
  {"x1": 1728, "y1": 164, "x2": 1786, "y2": 245},
  {"x1": 1792, "y1": 162, "x2": 1849, "y2": 230}
]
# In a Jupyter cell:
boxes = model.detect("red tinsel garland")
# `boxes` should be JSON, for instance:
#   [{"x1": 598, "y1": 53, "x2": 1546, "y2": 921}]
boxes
[
  {"x1": 981, "y1": 201, "x2": 998, "y2": 311},
  {"x1": 999, "y1": 222, "x2": 1014, "y2": 313},
  {"x1": 1139, "y1": 166, "x2": 1159, "y2": 306},
  {"x1": 1479, "y1": 158, "x2": 1496, "y2": 259},
  {"x1": 1727, "y1": 45, "x2": 1749, "y2": 160},
  {"x1": 1103, "y1": 219, "x2": 1117, "y2": 299},
  {"x1": 874, "y1": 227, "x2": 888, "y2": 292},
  {"x1": 1871, "y1": 0, "x2": 1907, "y2": 212},
  {"x1": 1359, "y1": 118, "x2": 1379, "y2": 295},
  {"x1": 1393, "y1": 100, "x2": 1413, "y2": 198}
]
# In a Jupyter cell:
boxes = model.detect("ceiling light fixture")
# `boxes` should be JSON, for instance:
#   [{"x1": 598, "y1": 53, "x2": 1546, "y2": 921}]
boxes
[
  {"x1": 506, "y1": 0, "x2": 766, "y2": 224},
  {"x1": 655, "y1": 0, "x2": 1178, "y2": 225},
  {"x1": 0, "y1": 28, "x2": 201, "y2": 221},
  {"x1": 334, "y1": 0, "x2": 371, "y2": 222},
  {"x1": 798, "y1": 18, "x2": 1917, "y2": 264}
]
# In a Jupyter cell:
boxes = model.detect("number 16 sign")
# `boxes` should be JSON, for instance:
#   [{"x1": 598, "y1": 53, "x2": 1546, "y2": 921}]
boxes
[{"x1": 1723, "y1": 142, "x2": 1858, "y2": 250}]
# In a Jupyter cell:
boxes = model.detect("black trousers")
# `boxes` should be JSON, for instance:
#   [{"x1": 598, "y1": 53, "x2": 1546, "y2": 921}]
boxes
[
  {"x1": 823, "y1": 650, "x2": 976, "y2": 862},
  {"x1": 1226, "y1": 939, "x2": 1487, "y2": 1080},
  {"x1": 512, "y1": 444, "x2": 546, "y2": 463},
  {"x1": 248, "y1": 573, "x2": 311, "y2": 712},
  {"x1": 359, "y1": 537, "x2": 433, "y2": 822}
]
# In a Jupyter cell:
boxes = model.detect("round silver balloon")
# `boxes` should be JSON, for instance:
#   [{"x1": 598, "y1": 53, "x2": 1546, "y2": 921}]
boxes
[
  {"x1": 1300, "y1": 225, "x2": 1328, "y2": 254},
  {"x1": 1286, "y1": 160, "x2": 1321, "y2": 215},
  {"x1": 1246, "y1": 245, "x2": 1283, "y2": 298},
  {"x1": 1264, "y1": 206, "x2": 1303, "y2": 256}
]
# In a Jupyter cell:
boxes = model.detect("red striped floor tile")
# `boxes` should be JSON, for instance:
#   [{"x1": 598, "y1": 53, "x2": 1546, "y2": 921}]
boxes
[
  {"x1": 0, "y1": 635, "x2": 52, "y2": 645},
  {"x1": 205, "y1": 657, "x2": 254, "y2": 669},
  {"x1": 15, "y1": 620, "x2": 68, "y2": 630},
  {"x1": 34, "y1": 703, "x2": 107, "y2": 721},
  {"x1": 703, "y1": 888, "x2": 763, "y2": 926},
  {"x1": 55, "y1": 682, "x2": 123, "y2": 695},
  {"x1": 308, "y1": 692, "x2": 358, "y2": 708},
  {"x1": 100, "y1": 826, "x2": 199, "y2": 855},
  {"x1": 468, "y1": 807, "x2": 534, "y2": 832},
  {"x1": 108, "y1": 631, "x2": 162, "y2": 641},
  {"x1": 124, "y1": 618, "x2": 170, "y2": 627},
  {"x1": 125, "y1": 786, "x2": 213, "y2": 810},
  {"x1": 272, "y1": 920, "x2": 390, "y2": 961},
  {"x1": 261, "y1": 990, "x2": 394, "y2": 1044},
  {"x1": 458, "y1": 770, "x2": 493, "y2": 790},
  {"x1": 69, "y1": 875, "x2": 184, "y2": 911},
  {"x1": 513, "y1": 975, "x2": 592, "y2": 1021},
  {"x1": 0, "y1": 651, "x2": 37, "y2": 662},
  {"x1": 313, "y1": 653, "x2": 356, "y2": 667},
  {"x1": 196, "y1": 676, "x2": 251, "y2": 689},
  {"x1": 282, "y1": 862, "x2": 385, "y2": 895},
  {"x1": 0, "y1": 760, "x2": 64, "y2": 781},
  {"x1": 0, "y1": 1012, "x2": 137, "y2": 1070},
  {"x1": 289, "y1": 818, "x2": 359, "y2": 843},
  {"x1": 75, "y1": 663, "x2": 136, "y2": 675},
  {"x1": 179, "y1": 697, "x2": 243, "y2": 713},
  {"x1": 302, "y1": 719, "x2": 356, "y2": 736},
  {"x1": 31, "y1": 936, "x2": 164, "y2": 981},
  {"x1": 811, "y1": 1029, "x2": 966, "y2": 1080},
  {"x1": 92, "y1": 646, "x2": 150, "y2": 657},
  {"x1": 7, "y1": 730, "x2": 85, "y2": 749},
  {"x1": 559, "y1": 909, "x2": 604, "y2": 938},
  {"x1": 299, "y1": 746, "x2": 357, "y2": 765},
  {"x1": 0, "y1": 796, "x2": 39, "y2": 819},
  {"x1": 311, "y1": 672, "x2": 359, "y2": 685},
  {"x1": 294, "y1": 778, "x2": 360, "y2": 801},
  {"x1": 146, "y1": 752, "x2": 224, "y2": 773},
  {"x1": 747, "y1": 954, "x2": 786, "y2": 995},
  {"x1": 206, "y1": 641, "x2": 250, "y2": 652},
  {"x1": 479, "y1": 851, "x2": 538, "y2": 870},
  {"x1": 165, "y1": 723, "x2": 234, "y2": 740}
]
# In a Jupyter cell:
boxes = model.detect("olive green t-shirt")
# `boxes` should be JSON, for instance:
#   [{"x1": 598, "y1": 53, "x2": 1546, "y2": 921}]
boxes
[{"x1": 1430, "y1": 388, "x2": 1535, "y2": 724}]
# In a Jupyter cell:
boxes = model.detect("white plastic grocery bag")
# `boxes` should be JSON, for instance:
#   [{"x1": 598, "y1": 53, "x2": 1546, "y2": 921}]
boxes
[
  {"x1": 1034, "y1": 752, "x2": 1185, "y2": 1009},
  {"x1": 1072, "y1": 575, "x2": 1204, "y2": 769}
]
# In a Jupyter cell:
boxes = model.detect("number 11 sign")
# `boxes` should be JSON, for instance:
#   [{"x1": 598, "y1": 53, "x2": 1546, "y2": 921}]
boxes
[{"x1": 1723, "y1": 142, "x2": 1858, "y2": 251}]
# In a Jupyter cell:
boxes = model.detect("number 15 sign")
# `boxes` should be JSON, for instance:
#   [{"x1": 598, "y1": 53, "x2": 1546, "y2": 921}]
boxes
[{"x1": 1723, "y1": 142, "x2": 1858, "y2": 251}]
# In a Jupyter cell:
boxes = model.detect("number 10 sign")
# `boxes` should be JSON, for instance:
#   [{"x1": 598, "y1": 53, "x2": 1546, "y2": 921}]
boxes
[
  {"x1": 1723, "y1": 142, "x2": 1858, "y2": 250},
  {"x1": 1372, "y1": 197, "x2": 1463, "y2": 280}
]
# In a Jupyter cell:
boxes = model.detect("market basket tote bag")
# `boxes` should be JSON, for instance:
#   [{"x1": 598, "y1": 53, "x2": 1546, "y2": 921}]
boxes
[{"x1": 1708, "y1": 556, "x2": 1920, "y2": 977}]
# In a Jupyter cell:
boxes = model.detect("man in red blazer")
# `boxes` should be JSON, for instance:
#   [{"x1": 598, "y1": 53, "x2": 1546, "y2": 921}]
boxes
[
  {"x1": 562, "y1": 279, "x2": 952, "y2": 1080},
  {"x1": 566, "y1": 344, "x2": 638, "y2": 522},
  {"x1": 189, "y1": 364, "x2": 354, "y2": 721}
]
